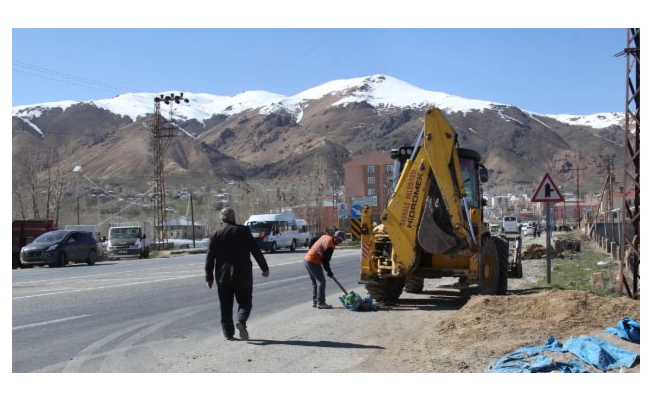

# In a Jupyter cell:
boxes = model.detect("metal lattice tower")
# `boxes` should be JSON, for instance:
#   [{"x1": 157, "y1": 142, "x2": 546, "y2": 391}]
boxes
[
  {"x1": 617, "y1": 29, "x2": 640, "y2": 298},
  {"x1": 152, "y1": 93, "x2": 189, "y2": 248}
]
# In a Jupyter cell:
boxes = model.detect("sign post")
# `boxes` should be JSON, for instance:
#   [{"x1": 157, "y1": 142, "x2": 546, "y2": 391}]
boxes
[
  {"x1": 531, "y1": 173, "x2": 564, "y2": 284},
  {"x1": 350, "y1": 205, "x2": 363, "y2": 239},
  {"x1": 338, "y1": 203, "x2": 348, "y2": 220}
]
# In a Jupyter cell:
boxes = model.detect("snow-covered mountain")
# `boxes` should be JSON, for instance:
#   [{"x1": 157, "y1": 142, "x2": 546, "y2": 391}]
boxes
[
  {"x1": 12, "y1": 74, "x2": 624, "y2": 135},
  {"x1": 12, "y1": 74, "x2": 626, "y2": 193}
]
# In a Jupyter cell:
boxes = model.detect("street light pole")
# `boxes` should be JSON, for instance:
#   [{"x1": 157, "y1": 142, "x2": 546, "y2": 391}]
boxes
[
  {"x1": 332, "y1": 185, "x2": 336, "y2": 230},
  {"x1": 73, "y1": 165, "x2": 82, "y2": 224},
  {"x1": 332, "y1": 169, "x2": 340, "y2": 230},
  {"x1": 190, "y1": 191, "x2": 196, "y2": 248}
]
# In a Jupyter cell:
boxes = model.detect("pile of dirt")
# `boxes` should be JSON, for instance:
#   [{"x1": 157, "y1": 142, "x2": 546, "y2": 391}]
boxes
[
  {"x1": 522, "y1": 243, "x2": 546, "y2": 259},
  {"x1": 435, "y1": 289, "x2": 640, "y2": 372}
]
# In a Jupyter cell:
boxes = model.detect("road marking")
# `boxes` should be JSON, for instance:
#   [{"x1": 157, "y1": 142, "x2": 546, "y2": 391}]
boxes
[
  {"x1": 12, "y1": 252, "x2": 359, "y2": 299},
  {"x1": 12, "y1": 275, "x2": 205, "y2": 300},
  {"x1": 13, "y1": 315, "x2": 89, "y2": 330}
]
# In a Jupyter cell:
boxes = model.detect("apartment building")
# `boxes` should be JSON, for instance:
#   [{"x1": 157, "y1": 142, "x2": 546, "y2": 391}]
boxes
[{"x1": 343, "y1": 151, "x2": 394, "y2": 225}]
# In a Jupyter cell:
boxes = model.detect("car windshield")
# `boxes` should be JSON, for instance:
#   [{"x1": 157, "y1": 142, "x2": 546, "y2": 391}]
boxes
[
  {"x1": 245, "y1": 221, "x2": 274, "y2": 231},
  {"x1": 110, "y1": 228, "x2": 139, "y2": 239},
  {"x1": 32, "y1": 230, "x2": 68, "y2": 244}
]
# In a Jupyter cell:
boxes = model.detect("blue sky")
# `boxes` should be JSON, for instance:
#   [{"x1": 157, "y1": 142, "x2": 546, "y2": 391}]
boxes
[{"x1": 11, "y1": 27, "x2": 631, "y2": 115}]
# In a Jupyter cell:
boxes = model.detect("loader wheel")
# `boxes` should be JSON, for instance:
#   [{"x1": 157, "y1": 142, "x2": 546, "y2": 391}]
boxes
[
  {"x1": 404, "y1": 276, "x2": 424, "y2": 293},
  {"x1": 513, "y1": 261, "x2": 523, "y2": 279},
  {"x1": 365, "y1": 277, "x2": 404, "y2": 302},
  {"x1": 493, "y1": 236, "x2": 509, "y2": 294},
  {"x1": 478, "y1": 238, "x2": 500, "y2": 295}
]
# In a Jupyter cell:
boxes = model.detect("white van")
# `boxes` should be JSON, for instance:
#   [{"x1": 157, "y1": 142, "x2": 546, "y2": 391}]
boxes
[
  {"x1": 502, "y1": 216, "x2": 519, "y2": 234},
  {"x1": 488, "y1": 223, "x2": 501, "y2": 234},
  {"x1": 244, "y1": 213, "x2": 301, "y2": 252},
  {"x1": 295, "y1": 219, "x2": 311, "y2": 247}
]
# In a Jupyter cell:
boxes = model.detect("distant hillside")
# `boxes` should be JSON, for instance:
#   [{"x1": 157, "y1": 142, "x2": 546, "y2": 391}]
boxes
[{"x1": 12, "y1": 75, "x2": 626, "y2": 197}]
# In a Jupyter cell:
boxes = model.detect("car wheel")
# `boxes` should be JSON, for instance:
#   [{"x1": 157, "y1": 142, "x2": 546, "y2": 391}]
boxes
[
  {"x1": 54, "y1": 252, "x2": 66, "y2": 268},
  {"x1": 87, "y1": 250, "x2": 97, "y2": 266}
]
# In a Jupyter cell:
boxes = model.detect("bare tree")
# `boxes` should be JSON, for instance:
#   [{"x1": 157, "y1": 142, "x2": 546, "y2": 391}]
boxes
[{"x1": 12, "y1": 139, "x2": 76, "y2": 226}]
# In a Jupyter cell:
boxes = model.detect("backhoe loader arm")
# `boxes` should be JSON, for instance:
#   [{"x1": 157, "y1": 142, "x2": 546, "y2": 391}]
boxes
[
  {"x1": 379, "y1": 108, "x2": 473, "y2": 273},
  {"x1": 420, "y1": 108, "x2": 475, "y2": 250}
]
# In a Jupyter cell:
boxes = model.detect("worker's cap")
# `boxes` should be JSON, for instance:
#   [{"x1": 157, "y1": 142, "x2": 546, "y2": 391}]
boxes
[
  {"x1": 220, "y1": 207, "x2": 236, "y2": 223},
  {"x1": 334, "y1": 230, "x2": 346, "y2": 242}
]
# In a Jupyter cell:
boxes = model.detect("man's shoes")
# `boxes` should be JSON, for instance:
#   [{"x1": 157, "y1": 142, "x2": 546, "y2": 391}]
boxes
[
  {"x1": 235, "y1": 321, "x2": 249, "y2": 340},
  {"x1": 225, "y1": 336, "x2": 235, "y2": 341},
  {"x1": 312, "y1": 302, "x2": 317, "y2": 308},
  {"x1": 317, "y1": 303, "x2": 333, "y2": 309}
]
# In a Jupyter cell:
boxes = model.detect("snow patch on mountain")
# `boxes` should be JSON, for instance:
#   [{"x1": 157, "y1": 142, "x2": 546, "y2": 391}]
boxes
[
  {"x1": 543, "y1": 112, "x2": 624, "y2": 129},
  {"x1": 11, "y1": 75, "x2": 623, "y2": 129}
]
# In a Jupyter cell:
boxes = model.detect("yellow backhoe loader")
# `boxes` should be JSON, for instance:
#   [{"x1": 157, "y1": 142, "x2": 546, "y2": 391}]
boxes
[{"x1": 359, "y1": 108, "x2": 520, "y2": 302}]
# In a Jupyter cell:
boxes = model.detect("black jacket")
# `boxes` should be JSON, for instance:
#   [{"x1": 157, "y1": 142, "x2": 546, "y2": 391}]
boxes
[{"x1": 205, "y1": 222, "x2": 269, "y2": 284}]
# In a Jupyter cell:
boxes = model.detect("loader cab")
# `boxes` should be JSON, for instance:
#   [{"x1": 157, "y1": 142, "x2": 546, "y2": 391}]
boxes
[
  {"x1": 389, "y1": 145, "x2": 487, "y2": 209},
  {"x1": 389, "y1": 146, "x2": 414, "y2": 191},
  {"x1": 458, "y1": 148, "x2": 485, "y2": 208}
]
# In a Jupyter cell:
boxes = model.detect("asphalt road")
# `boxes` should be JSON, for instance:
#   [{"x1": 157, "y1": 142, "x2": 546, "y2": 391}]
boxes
[{"x1": 12, "y1": 247, "x2": 362, "y2": 372}]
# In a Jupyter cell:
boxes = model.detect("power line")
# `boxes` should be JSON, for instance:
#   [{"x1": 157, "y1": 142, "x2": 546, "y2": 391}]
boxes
[
  {"x1": 18, "y1": 130, "x2": 152, "y2": 139},
  {"x1": 13, "y1": 60, "x2": 143, "y2": 96}
]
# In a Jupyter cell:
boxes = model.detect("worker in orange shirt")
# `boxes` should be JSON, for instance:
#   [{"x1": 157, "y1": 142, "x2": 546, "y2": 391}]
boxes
[{"x1": 303, "y1": 230, "x2": 346, "y2": 309}]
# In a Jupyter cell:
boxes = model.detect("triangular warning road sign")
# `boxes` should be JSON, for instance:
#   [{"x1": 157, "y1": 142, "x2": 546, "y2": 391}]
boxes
[{"x1": 531, "y1": 173, "x2": 564, "y2": 202}]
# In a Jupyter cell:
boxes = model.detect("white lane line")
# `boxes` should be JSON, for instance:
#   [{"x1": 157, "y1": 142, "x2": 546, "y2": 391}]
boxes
[
  {"x1": 12, "y1": 258, "x2": 304, "y2": 286},
  {"x1": 12, "y1": 263, "x2": 204, "y2": 286},
  {"x1": 13, "y1": 271, "x2": 310, "y2": 300},
  {"x1": 13, "y1": 315, "x2": 90, "y2": 330},
  {"x1": 12, "y1": 275, "x2": 204, "y2": 300}
]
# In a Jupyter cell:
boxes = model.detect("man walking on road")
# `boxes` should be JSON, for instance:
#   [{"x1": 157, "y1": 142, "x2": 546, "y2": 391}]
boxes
[
  {"x1": 205, "y1": 207, "x2": 270, "y2": 341},
  {"x1": 303, "y1": 230, "x2": 346, "y2": 309}
]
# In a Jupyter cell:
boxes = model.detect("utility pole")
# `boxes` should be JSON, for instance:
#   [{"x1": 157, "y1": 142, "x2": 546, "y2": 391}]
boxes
[
  {"x1": 614, "y1": 28, "x2": 640, "y2": 298},
  {"x1": 152, "y1": 93, "x2": 189, "y2": 249},
  {"x1": 73, "y1": 166, "x2": 82, "y2": 224},
  {"x1": 600, "y1": 155, "x2": 616, "y2": 240},
  {"x1": 190, "y1": 191, "x2": 196, "y2": 248},
  {"x1": 569, "y1": 166, "x2": 587, "y2": 226}
]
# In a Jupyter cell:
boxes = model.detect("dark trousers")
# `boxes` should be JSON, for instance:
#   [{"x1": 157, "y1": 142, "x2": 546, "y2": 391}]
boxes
[
  {"x1": 304, "y1": 260, "x2": 326, "y2": 304},
  {"x1": 216, "y1": 279, "x2": 253, "y2": 338}
]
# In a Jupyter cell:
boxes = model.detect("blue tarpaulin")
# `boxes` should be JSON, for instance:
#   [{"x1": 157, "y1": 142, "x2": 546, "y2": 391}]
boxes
[
  {"x1": 604, "y1": 316, "x2": 640, "y2": 344},
  {"x1": 489, "y1": 318, "x2": 640, "y2": 373},
  {"x1": 563, "y1": 335, "x2": 639, "y2": 370}
]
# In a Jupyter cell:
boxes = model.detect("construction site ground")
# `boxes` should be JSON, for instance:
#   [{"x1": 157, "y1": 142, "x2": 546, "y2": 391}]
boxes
[
  {"x1": 354, "y1": 231, "x2": 641, "y2": 374},
  {"x1": 117, "y1": 230, "x2": 642, "y2": 400}
]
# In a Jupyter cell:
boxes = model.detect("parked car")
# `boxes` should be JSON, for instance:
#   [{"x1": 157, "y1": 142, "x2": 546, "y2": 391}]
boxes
[
  {"x1": 522, "y1": 225, "x2": 535, "y2": 236},
  {"x1": 19, "y1": 230, "x2": 100, "y2": 268}
]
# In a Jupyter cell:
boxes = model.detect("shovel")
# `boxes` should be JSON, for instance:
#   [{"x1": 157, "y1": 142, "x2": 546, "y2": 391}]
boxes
[{"x1": 330, "y1": 275, "x2": 349, "y2": 295}]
